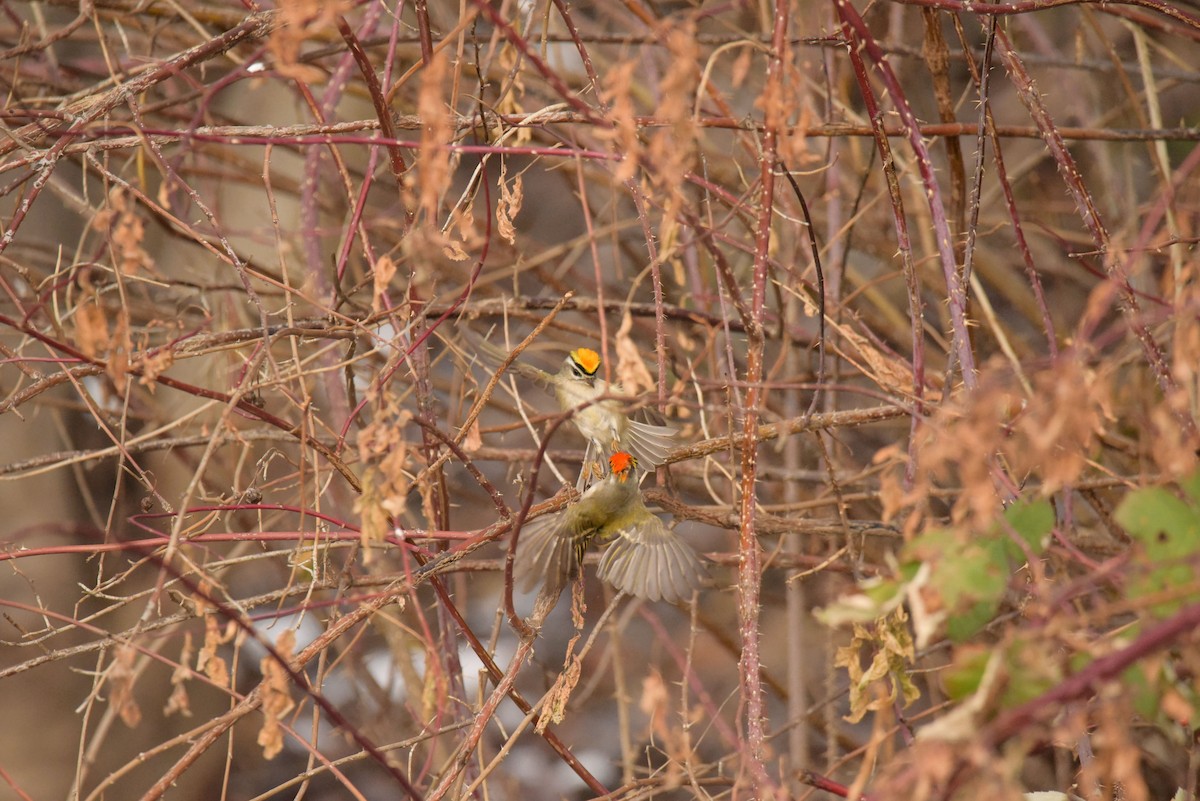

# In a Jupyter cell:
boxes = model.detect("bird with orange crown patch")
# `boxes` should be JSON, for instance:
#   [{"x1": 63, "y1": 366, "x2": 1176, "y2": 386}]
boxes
[{"x1": 514, "y1": 451, "x2": 704, "y2": 603}]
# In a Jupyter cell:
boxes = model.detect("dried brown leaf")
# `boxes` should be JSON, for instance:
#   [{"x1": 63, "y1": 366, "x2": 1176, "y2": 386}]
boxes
[
  {"x1": 538, "y1": 634, "x2": 582, "y2": 733},
  {"x1": 75, "y1": 298, "x2": 111, "y2": 360},
  {"x1": 373, "y1": 255, "x2": 397, "y2": 313},
  {"x1": 639, "y1": 669, "x2": 670, "y2": 740},
  {"x1": 106, "y1": 312, "x2": 131, "y2": 394},
  {"x1": 1009, "y1": 360, "x2": 1108, "y2": 492},
  {"x1": 108, "y1": 188, "x2": 153, "y2": 275},
  {"x1": 109, "y1": 643, "x2": 142, "y2": 728},
  {"x1": 917, "y1": 358, "x2": 1111, "y2": 524},
  {"x1": 164, "y1": 633, "x2": 195, "y2": 718},
  {"x1": 461, "y1": 419, "x2": 483, "y2": 453},
  {"x1": 601, "y1": 61, "x2": 640, "y2": 182},
  {"x1": 789, "y1": 283, "x2": 914, "y2": 396},
  {"x1": 496, "y1": 160, "x2": 523, "y2": 246},
  {"x1": 731, "y1": 47, "x2": 752, "y2": 88},
  {"x1": 416, "y1": 51, "x2": 452, "y2": 222},
  {"x1": 355, "y1": 470, "x2": 389, "y2": 552},
  {"x1": 876, "y1": 468, "x2": 904, "y2": 525},
  {"x1": 614, "y1": 312, "x2": 656, "y2": 395},
  {"x1": 257, "y1": 629, "x2": 297, "y2": 760},
  {"x1": 442, "y1": 238, "x2": 468, "y2": 261},
  {"x1": 494, "y1": 43, "x2": 527, "y2": 122},
  {"x1": 356, "y1": 410, "x2": 413, "y2": 555},
  {"x1": 836, "y1": 608, "x2": 917, "y2": 724},
  {"x1": 569, "y1": 579, "x2": 587, "y2": 630},
  {"x1": 638, "y1": 669, "x2": 687, "y2": 785},
  {"x1": 197, "y1": 614, "x2": 232, "y2": 688},
  {"x1": 647, "y1": 22, "x2": 699, "y2": 218},
  {"x1": 268, "y1": 0, "x2": 349, "y2": 83},
  {"x1": 781, "y1": 90, "x2": 819, "y2": 166},
  {"x1": 137, "y1": 347, "x2": 174, "y2": 390}
]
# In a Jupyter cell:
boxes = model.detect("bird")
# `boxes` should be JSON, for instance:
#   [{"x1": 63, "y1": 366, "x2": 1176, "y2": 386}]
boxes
[
  {"x1": 481, "y1": 342, "x2": 679, "y2": 481},
  {"x1": 514, "y1": 451, "x2": 705, "y2": 603}
]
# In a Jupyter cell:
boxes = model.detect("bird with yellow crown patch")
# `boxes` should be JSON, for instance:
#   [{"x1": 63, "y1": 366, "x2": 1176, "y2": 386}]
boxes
[
  {"x1": 514, "y1": 451, "x2": 704, "y2": 603},
  {"x1": 476, "y1": 340, "x2": 678, "y2": 485},
  {"x1": 551, "y1": 347, "x2": 677, "y2": 474}
]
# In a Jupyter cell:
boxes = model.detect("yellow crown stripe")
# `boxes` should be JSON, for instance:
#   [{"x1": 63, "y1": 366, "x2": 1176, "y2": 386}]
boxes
[{"x1": 570, "y1": 347, "x2": 601, "y2": 375}]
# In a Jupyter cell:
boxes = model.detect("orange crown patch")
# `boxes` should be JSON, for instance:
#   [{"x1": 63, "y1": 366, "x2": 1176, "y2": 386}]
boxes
[
  {"x1": 608, "y1": 451, "x2": 637, "y2": 478},
  {"x1": 569, "y1": 347, "x2": 601, "y2": 376}
]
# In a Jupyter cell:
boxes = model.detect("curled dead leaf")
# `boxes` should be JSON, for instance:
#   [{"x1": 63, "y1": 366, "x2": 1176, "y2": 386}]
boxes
[
  {"x1": 496, "y1": 160, "x2": 524, "y2": 246},
  {"x1": 461, "y1": 419, "x2": 483, "y2": 453},
  {"x1": 197, "y1": 614, "x2": 233, "y2": 688},
  {"x1": 164, "y1": 633, "x2": 195, "y2": 718},
  {"x1": 257, "y1": 629, "x2": 297, "y2": 760},
  {"x1": 416, "y1": 51, "x2": 453, "y2": 221},
  {"x1": 137, "y1": 348, "x2": 174, "y2": 390},
  {"x1": 614, "y1": 312, "x2": 656, "y2": 395},
  {"x1": 372, "y1": 255, "x2": 397, "y2": 313},
  {"x1": 538, "y1": 634, "x2": 582, "y2": 733},
  {"x1": 600, "y1": 61, "x2": 640, "y2": 182},
  {"x1": 267, "y1": 0, "x2": 349, "y2": 84},
  {"x1": 109, "y1": 643, "x2": 143, "y2": 728}
]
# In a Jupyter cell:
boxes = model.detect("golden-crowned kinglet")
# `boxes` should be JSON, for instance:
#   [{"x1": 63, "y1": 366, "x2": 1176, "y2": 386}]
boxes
[{"x1": 514, "y1": 451, "x2": 704, "y2": 603}]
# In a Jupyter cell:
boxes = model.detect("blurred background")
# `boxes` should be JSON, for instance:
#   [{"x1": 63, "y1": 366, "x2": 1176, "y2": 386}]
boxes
[{"x1": 1, "y1": 0, "x2": 1198, "y2": 799}]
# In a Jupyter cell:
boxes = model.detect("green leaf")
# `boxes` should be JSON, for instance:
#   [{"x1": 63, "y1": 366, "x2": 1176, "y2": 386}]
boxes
[
  {"x1": 823, "y1": 500, "x2": 1054, "y2": 646},
  {"x1": 1002, "y1": 499, "x2": 1054, "y2": 556},
  {"x1": 1124, "y1": 661, "x2": 1161, "y2": 721},
  {"x1": 1115, "y1": 487, "x2": 1200, "y2": 559},
  {"x1": 945, "y1": 598, "x2": 1000, "y2": 643},
  {"x1": 1000, "y1": 637, "x2": 1061, "y2": 708},
  {"x1": 835, "y1": 609, "x2": 919, "y2": 723},
  {"x1": 814, "y1": 576, "x2": 907, "y2": 627},
  {"x1": 1180, "y1": 470, "x2": 1200, "y2": 507},
  {"x1": 1114, "y1": 477, "x2": 1200, "y2": 616},
  {"x1": 942, "y1": 645, "x2": 991, "y2": 701}
]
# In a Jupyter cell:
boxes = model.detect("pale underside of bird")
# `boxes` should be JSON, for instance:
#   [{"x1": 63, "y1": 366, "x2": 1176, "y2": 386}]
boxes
[
  {"x1": 473, "y1": 337, "x2": 679, "y2": 474},
  {"x1": 551, "y1": 369, "x2": 677, "y2": 470}
]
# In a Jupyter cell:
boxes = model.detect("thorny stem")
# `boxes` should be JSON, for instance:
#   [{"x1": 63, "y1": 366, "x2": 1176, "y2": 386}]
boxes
[
  {"x1": 993, "y1": 25, "x2": 1196, "y2": 440},
  {"x1": 836, "y1": 3, "x2": 928, "y2": 489},
  {"x1": 735, "y1": 1, "x2": 790, "y2": 794},
  {"x1": 887, "y1": 0, "x2": 1200, "y2": 31},
  {"x1": 422, "y1": 574, "x2": 610, "y2": 795},
  {"x1": 984, "y1": 600, "x2": 1200, "y2": 747},
  {"x1": 837, "y1": 0, "x2": 977, "y2": 391}
]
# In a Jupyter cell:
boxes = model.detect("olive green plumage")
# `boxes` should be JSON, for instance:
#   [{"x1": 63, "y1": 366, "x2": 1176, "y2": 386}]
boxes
[{"x1": 514, "y1": 452, "x2": 704, "y2": 603}]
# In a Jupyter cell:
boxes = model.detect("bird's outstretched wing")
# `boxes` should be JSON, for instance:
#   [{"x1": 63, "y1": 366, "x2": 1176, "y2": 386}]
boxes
[
  {"x1": 469, "y1": 333, "x2": 555, "y2": 390},
  {"x1": 597, "y1": 516, "x2": 704, "y2": 603},
  {"x1": 513, "y1": 512, "x2": 576, "y2": 594},
  {"x1": 620, "y1": 415, "x2": 678, "y2": 468}
]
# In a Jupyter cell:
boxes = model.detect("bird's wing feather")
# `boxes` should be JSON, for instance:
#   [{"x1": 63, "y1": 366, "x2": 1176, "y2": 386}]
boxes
[
  {"x1": 624, "y1": 417, "x2": 681, "y2": 465},
  {"x1": 513, "y1": 513, "x2": 574, "y2": 593},
  {"x1": 621, "y1": 417, "x2": 679, "y2": 468},
  {"x1": 468, "y1": 333, "x2": 556, "y2": 389},
  {"x1": 597, "y1": 515, "x2": 704, "y2": 603}
]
